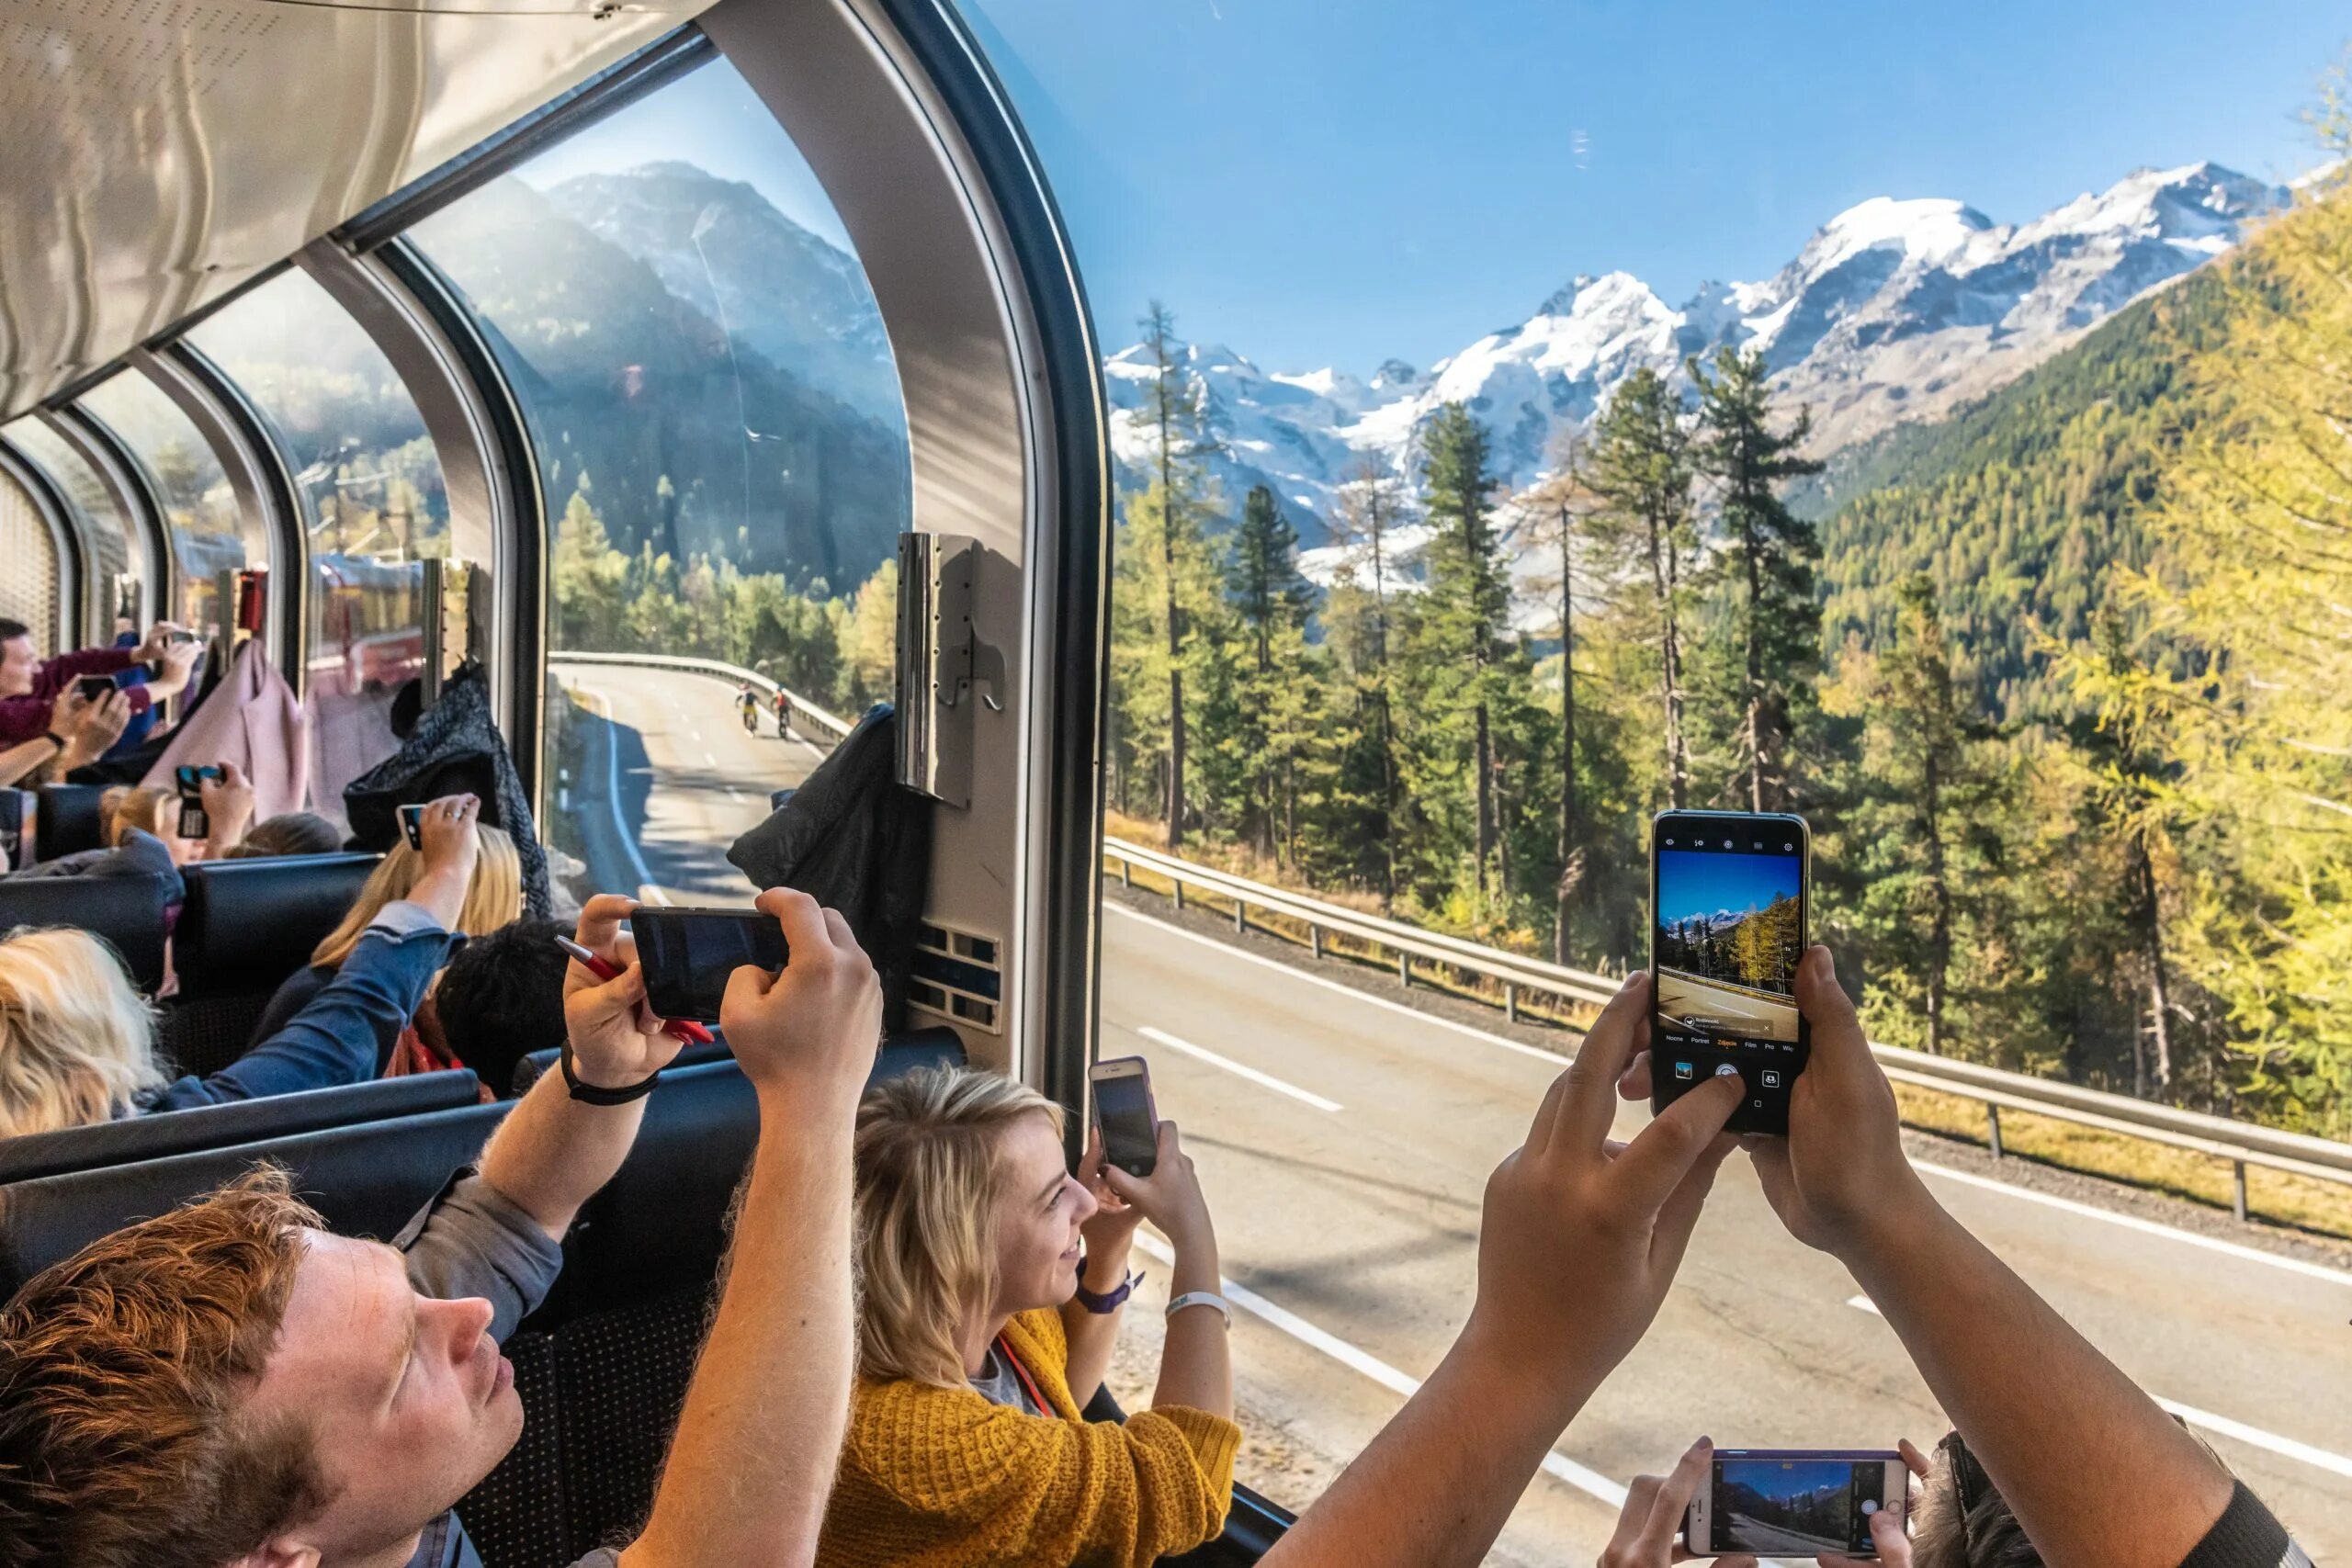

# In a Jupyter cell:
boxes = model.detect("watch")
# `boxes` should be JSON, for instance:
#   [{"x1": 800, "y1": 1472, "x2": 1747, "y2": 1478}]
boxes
[{"x1": 560, "y1": 1041, "x2": 662, "y2": 1105}]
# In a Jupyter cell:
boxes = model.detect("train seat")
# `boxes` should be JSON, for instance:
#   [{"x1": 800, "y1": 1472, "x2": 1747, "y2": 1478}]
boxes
[
  {"x1": 31, "y1": 784, "x2": 106, "y2": 863},
  {"x1": 0, "y1": 871, "x2": 171, "y2": 989},
  {"x1": 158, "y1": 852, "x2": 380, "y2": 1076}
]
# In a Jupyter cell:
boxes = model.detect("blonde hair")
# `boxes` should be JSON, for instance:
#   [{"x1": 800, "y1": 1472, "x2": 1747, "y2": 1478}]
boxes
[
  {"x1": 99, "y1": 786, "x2": 173, "y2": 848},
  {"x1": 854, "y1": 1066, "x2": 1065, "y2": 1387},
  {"x1": 0, "y1": 928, "x2": 163, "y2": 1138},
  {"x1": 310, "y1": 826, "x2": 522, "y2": 968}
]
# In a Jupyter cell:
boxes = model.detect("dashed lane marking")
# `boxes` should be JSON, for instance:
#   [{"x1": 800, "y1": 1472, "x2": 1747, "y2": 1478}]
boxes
[{"x1": 1133, "y1": 1025, "x2": 1343, "y2": 1112}]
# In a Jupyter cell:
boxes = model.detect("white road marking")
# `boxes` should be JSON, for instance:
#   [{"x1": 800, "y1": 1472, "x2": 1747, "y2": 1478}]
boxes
[
  {"x1": 1110, "y1": 903, "x2": 2352, "y2": 1291},
  {"x1": 703, "y1": 750, "x2": 718, "y2": 767},
  {"x1": 689, "y1": 727, "x2": 703, "y2": 742},
  {"x1": 576, "y1": 683, "x2": 671, "y2": 908},
  {"x1": 1132, "y1": 1232, "x2": 1629, "y2": 1508},
  {"x1": 1843, "y1": 1294, "x2": 2352, "y2": 1480},
  {"x1": 726, "y1": 786, "x2": 746, "y2": 804},
  {"x1": 1134, "y1": 1025, "x2": 1343, "y2": 1112},
  {"x1": 1107, "y1": 902, "x2": 1575, "y2": 1066},
  {"x1": 1911, "y1": 1161, "x2": 2352, "y2": 1289}
]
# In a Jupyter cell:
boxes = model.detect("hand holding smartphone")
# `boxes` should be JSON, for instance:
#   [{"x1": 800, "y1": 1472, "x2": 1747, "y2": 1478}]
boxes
[
  {"x1": 1090, "y1": 1056, "x2": 1159, "y2": 1177},
  {"x1": 1684, "y1": 1449, "x2": 1907, "y2": 1556},
  {"x1": 630, "y1": 907, "x2": 790, "y2": 1024},
  {"x1": 1649, "y1": 810, "x2": 1811, "y2": 1136},
  {"x1": 173, "y1": 764, "x2": 224, "y2": 840},
  {"x1": 74, "y1": 675, "x2": 114, "y2": 705}
]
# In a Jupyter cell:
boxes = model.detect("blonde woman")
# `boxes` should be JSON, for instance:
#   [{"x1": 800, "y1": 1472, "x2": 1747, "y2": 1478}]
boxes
[
  {"x1": 247, "y1": 815, "x2": 522, "y2": 1066},
  {"x1": 0, "y1": 795, "x2": 483, "y2": 1138},
  {"x1": 819, "y1": 1066, "x2": 1238, "y2": 1568}
]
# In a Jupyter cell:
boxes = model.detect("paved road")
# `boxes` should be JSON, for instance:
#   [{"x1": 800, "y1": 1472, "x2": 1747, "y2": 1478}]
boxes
[
  {"x1": 551, "y1": 661, "x2": 827, "y2": 907},
  {"x1": 1657, "y1": 968, "x2": 1801, "y2": 1043},
  {"x1": 577, "y1": 665, "x2": 2352, "y2": 1562}
]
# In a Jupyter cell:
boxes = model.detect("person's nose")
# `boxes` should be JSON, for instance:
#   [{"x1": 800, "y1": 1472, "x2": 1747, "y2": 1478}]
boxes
[
  {"x1": 1073, "y1": 1181, "x2": 1101, "y2": 1224},
  {"x1": 426, "y1": 1295, "x2": 498, "y2": 1362}
]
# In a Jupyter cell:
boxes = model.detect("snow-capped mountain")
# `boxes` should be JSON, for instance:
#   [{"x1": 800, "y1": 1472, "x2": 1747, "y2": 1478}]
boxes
[{"x1": 1107, "y1": 161, "x2": 2290, "y2": 547}]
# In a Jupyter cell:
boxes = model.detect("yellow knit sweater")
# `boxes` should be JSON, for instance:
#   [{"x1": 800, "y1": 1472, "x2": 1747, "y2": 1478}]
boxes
[{"x1": 817, "y1": 1306, "x2": 1240, "y2": 1568}]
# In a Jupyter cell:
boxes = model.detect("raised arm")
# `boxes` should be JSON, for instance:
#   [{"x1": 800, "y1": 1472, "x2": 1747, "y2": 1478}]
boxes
[
  {"x1": 619, "y1": 887, "x2": 882, "y2": 1568},
  {"x1": 1732, "y1": 946, "x2": 2238, "y2": 1568},
  {"x1": 1263, "y1": 975, "x2": 1741, "y2": 1568},
  {"x1": 474, "y1": 891, "x2": 684, "y2": 1239}
]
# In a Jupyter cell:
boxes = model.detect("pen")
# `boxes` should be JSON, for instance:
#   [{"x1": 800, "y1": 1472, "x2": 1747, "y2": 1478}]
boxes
[{"x1": 553, "y1": 933, "x2": 716, "y2": 1044}]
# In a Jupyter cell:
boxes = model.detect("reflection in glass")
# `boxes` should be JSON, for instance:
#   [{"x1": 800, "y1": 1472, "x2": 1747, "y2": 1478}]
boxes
[
  {"x1": 2, "y1": 418, "x2": 134, "y2": 640},
  {"x1": 406, "y1": 59, "x2": 911, "y2": 905},
  {"x1": 77, "y1": 371, "x2": 251, "y2": 639},
  {"x1": 190, "y1": 270, "x2": 453, "y2": 816}
]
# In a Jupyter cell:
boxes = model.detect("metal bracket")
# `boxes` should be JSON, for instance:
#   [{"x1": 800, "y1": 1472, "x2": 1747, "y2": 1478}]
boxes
[{"x1": 896, "y1": 531, "x2": 1002, "y2": 807}]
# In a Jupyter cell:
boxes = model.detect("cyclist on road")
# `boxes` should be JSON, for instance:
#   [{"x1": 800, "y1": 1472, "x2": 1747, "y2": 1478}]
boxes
[
  {"x1": 737, "y1": 683, "x2": 759, "y2": 734},
  {"x1": 774, "y1": 688, "x2": 793, "y2": 739}
]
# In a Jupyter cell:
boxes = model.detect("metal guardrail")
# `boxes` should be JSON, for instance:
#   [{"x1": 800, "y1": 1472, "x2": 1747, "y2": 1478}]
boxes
[
  {"x1": 1102, "y1": 837, "x2": 2352, "y2": 1220},
  {"x1": 548, "y1": 649, "x2": 854, "y2": 741}
]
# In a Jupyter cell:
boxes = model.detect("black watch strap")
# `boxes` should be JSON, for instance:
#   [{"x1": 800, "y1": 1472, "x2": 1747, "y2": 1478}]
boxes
[{"x1": 560, "y1": 1042, "x2": 662, "y2": 1105}]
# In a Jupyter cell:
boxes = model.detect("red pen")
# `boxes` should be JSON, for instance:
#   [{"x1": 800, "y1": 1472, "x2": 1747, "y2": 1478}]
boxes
[{"x1": 553, "y1": 933, "x2": 715, "y2": 1044}]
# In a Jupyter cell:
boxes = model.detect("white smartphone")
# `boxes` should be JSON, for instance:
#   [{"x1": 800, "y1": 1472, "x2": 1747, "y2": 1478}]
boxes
[
  {"x1": 1685, "y1": 1449, "x2": 1907, "y2": 1557},
  {"x1": 1089, "y1": 1056, "x2": 1159, "y2": 1178}
]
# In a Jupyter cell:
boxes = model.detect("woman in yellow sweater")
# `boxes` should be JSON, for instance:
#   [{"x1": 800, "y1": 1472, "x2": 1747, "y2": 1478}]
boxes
[{"x1": 820, "y1": 1066, "x2": 1238, "y2": 1568}]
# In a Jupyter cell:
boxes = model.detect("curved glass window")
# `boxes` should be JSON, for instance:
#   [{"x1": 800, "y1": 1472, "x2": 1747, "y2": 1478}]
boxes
[
  {"x1": 189, "y1": 270, "x2": 452, "y2": 817},
  {"x1": 407, "y1": 58, "x2": 911, "y2": 906},
  {"x1": 77, "y1": 371, "x2": 252, "y2": 638},
  {"x1": 2, "y1": 417, "x2": 133, "y2": 636},
  {"x1": 0, "y1": 466, "x2": 60, "y2": 647}
]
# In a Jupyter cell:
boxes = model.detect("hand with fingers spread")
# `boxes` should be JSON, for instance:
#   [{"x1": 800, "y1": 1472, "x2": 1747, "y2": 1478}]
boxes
[
  {"x1": 1600, "y1": 1438, "x2": 1756, "y2": 1568},
  {"x1": 718, "y1": 886, "x2": 882, "y2": 1110},
  {"x1": 404, "y1": 794, "x2": 482, "y2": 931},
  {"x1": 560, "y1": 893, "x2": 683, "y2": 1090},
  {"x1": 59, "y1": 688, "x2": 130, "y2": 772}
]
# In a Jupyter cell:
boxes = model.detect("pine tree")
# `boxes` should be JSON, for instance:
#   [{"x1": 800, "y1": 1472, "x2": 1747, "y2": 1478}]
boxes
[
  {"x1": 1135, "y1": 301, "x2": 1219, "y2": 845},
  {"x1": 1587, "y1": 368, "x2": 1697, "y2": 807},
  {"x1": 1227, "y1": 484, "x2": 1314, "y2": 856},
  {"x1": 1328, "y1": 457, "x2": 1408, "y2": 904},
  {"x1": 1520, "y1": 430, "x2": 1602, "y2": 962},
  {"x1": 1690, "y1": 345, "x2": 1826, "y2": 813}
]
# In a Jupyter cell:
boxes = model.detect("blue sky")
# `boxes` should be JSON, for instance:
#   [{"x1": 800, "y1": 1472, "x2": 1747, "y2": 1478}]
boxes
[
  {"x1": 1657, "y1": 850, "x2": 1801, "y2": 929},
  {"x1": 1717, "y1": 1458, "x2": 1857, "y2": 1506}
]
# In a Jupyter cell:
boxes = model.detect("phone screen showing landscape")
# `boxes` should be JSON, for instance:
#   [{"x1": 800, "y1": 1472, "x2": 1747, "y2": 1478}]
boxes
[
  {"x1": 1651, "y1": 816, "x2": 1807, "y2": 1132},
  {"x1": 1711, "y1": 1456, "x2": 1885, "y2": 1553}
]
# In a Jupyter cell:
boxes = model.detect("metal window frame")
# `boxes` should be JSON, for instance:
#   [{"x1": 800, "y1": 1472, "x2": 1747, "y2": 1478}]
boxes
[
  {"x1": 293, "y1": 235, "x2": 547, "y2": 803},
  {"x1": 130, "y1": 344, "x2": 308, "y2": 682},
  {"x1": 40, "y1": 405, "x2": 169, "y2": 632},
  {"x1": 0, "y1": 437, "x2": 85, "y2": 650}
]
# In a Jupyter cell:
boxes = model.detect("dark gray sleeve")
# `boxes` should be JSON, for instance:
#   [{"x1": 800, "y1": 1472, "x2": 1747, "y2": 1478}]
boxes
[
  {"x1": 2175, "y1": 1483, "x2": 2309, "y2": 1568},
  {"x1": 395, "y1": 1168, "x2": 565, "y2": 1340},
  {"x1": 564, "y1": 1553, "x2": 623, "y2": 1568}
]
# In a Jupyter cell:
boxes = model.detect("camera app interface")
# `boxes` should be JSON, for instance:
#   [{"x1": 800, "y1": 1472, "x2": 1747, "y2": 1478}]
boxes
[
  {"x1": 1712, "y1": 1457, "x2": 1886, "y2": 1552},
  {"x1": 1653, "y1": 820, "x2": 1806, "y2": 1125}
]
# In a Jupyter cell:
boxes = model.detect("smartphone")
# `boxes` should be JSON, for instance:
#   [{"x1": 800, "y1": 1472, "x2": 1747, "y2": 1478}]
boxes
[
  {"x1": 631, "y1": 908, "x2": 789, "y2": 1023},
  {"x1": 74, "y1": 675, "x2": 113, "y2": 703},
  {"x1": 398, "y1": 803, "x2": 428, "y2": 852},
  {"x1": 1091, "y1": 1056, "x2": 1159, "y2": 1177},
  {"x1": 1686, "y1": 1449, "x2": 1906, "y2": 1556},
  {"x1": 1649, "y1": 810, "x2": 1810, "y2": 1136},
  {"x1": 173, "y1": 764, "x2": 224, "y2": 840},
  {"x1": 165, "y1": 628, "x2": 198, "y2": 646}
]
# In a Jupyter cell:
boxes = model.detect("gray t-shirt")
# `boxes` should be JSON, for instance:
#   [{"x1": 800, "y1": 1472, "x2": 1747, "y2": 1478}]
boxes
[
  {"x1": 969, "y1": 1342, "x2": 1046, "y2": 1416},
  {"x1": 390, "y1": 1169, "x2": 620, "y2": 1568}
]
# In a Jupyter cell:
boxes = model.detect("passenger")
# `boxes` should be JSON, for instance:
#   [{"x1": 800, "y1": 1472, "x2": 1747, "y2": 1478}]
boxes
[
  {"x1": 0, "y1": 683, "x2": 130, "y2": 790},
  {"x1": 220, "y1": 809, "x2": 345, "y2": 860},
  {"x1": 0, "y1": 617, "x2": 199, "y2": 749},
  {"x1": 394, "y1": 915, "x2": 572, "y2": 1095},
  {"x1": 0, "y1": 886, "x2": 881, "y2": 1568},
  {"x1": 247, "y1": 814, "x2": 522, "y2": 1064},
  {"x1": 0, "y1": 797, "x2": 481, "y2": 1139},
  {"x1": 7, "y1": 762, "x2": 257, "y2": 886},
  {"x1": 819, "y1": 1066, "x2": 1238, "y2": 1568}
]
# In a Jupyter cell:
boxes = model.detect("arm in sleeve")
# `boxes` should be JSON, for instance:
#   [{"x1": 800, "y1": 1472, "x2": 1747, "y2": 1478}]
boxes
[
  {"x1": 32, "y1": 647, "x2": 138, "y2": 694},
  {"x1": 2175, "y1": 1483, "x2": 2311, "y2": 1568},
  {"x1": 839, "y1": 1383, "x2": 1238, "y2": 1568},
  {"x1": 148, "y1": 908, "x2": 450, "y2": 1110},
  {"x1": 397, "y1": 1168, "x2": 566, "y2": 1339}
]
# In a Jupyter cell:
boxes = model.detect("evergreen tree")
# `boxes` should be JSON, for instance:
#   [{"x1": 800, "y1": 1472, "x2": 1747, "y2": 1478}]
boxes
[
  {"x1": 1227, "y1": 484, "x2": 1315, "y2": 856},
  {"x1": 1134, "y1": 301, "x2": 1220, "y2": 846},
  {"x1": 1587, "y1": 368, "x2": 1697, "y2": 807},
  {"x1": 1690, "y1": 346, "x2": 1826, "y2": 812},
  {"x1": 1328, "y1": 457, "x2": 1408, "y2": 903}
]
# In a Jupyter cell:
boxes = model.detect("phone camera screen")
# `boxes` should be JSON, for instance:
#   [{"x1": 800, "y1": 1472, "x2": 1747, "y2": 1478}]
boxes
[
  {"x1": 638, "y1": 914, "x2": 787, "y2": 1023},
  {"x1": 1094, "y1": 1070, "x2": 1157, "y2": 1174},
  {"x1": 1652, "y1": 818, "x2": 1807, "y2": 1132},
  {"x1": 1712, "y1": 1458, "x2": 1885, "y2": 1553}
]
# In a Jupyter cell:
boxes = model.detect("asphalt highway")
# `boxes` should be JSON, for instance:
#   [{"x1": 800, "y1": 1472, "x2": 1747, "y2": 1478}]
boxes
[{"x1": 571, "y1": 662, "x2": 2352, "y2": 1563}]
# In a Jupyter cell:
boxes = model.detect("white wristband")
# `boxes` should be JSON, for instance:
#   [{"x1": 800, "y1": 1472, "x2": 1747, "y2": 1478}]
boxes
[{"x1": 1165, "y1": 1291, "x2": 1230, "y2": 1326}]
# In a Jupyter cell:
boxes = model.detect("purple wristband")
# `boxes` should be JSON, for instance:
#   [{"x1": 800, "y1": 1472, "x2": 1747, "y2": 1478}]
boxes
[{"x1": 1072, "y1": 1257, "x2": 1142, "y2": 1314}]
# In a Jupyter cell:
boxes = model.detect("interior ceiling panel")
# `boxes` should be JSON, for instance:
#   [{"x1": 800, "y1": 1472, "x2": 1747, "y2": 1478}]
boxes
[{"x1": 0, "y1": 0, "x2": 710, "y2": 418}]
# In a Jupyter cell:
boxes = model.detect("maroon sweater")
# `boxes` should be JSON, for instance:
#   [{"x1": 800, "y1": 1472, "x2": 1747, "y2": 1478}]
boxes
[{"x1": 0, "y1": 647, "x2": 151, "y2": 746}]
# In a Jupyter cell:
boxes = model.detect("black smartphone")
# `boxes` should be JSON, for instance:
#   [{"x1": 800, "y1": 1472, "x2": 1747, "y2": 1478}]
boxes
[
  {"x1": 173, "y1": 764, "x2": 223, "y2": 840},
  {"x1": 74, "y1": 675, "x2": 113, "y2": 703},
  {"x1": 1685, "y1": 1449, "x2": 1906, "y2": 1556},
  {"x1": 165, "y1": 628, "x2": 198, "y2": 646},
  {"x1": 1091, "y1": 1056, "x2": 1159, "y2": 1177},
  {"x1": 631, "y1": 908, "x2": 789, "y2": 1023},
  {"x1": 1649, "y1": 810, "x2": 1810, "y2": 1136},
  {"x1": 398, "y1": 803, "x2": 427, "y2": 852}
]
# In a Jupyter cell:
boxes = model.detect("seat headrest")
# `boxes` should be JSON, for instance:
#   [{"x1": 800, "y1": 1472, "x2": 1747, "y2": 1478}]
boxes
[
  {"x1": 0, "y1": 1071, "x2": 483, "y2": 1186},
  {"x1": 0, "y1": 874, "x2": 170, "y2": 989},
  {"x1": 511, "y1": 1023, "x2": 967, "y2": 1100},
  {"x1": 0, "y1": 1099, "x2": 512, "y2": 1300},
  {"x1": 32, "y1": 784, "x2": 106, "y2": 863},
  {"x1": 174, "y1": 852, "x2": 380, "y2": 998}
]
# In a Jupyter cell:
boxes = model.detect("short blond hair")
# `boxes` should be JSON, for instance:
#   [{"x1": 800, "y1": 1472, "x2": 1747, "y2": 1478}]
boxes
[
  {"x1": 311, "y1": 825, "x2": 523, "y2": 968},
  {"x1": 98, "y1": 785, "x2": 172, "y2": 848},
  {"x1": 0, "y1": 927, "x2": 162, "y2": 1137},
  {"x1": 0, "y1": 1166, "x2": 328, "y2": 1568},
  {"x1": 854, "y1": 1066, "x2": 1064, "y2": 1386}
]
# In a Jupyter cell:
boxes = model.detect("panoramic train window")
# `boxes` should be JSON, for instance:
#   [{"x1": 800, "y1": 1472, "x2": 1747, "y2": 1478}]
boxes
[
  {"x1": 969, "y1": 1, "x2": 2352, "y2": 1555},
  {"x1": 77, "y1": 369, "x2": 253, "y2": 639},
  {"x1": 408, "y1": 58, "x2": 911, "y2": 908},
  {"x1": 0, "y1": 465, "x2": 59, "y2": 643},
  {"x1": 2, "y1": 417, "x2": 133, "y2": 635},
  {"x1": 188, "y1": 270, "x2": 452, "y2": 816}
]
